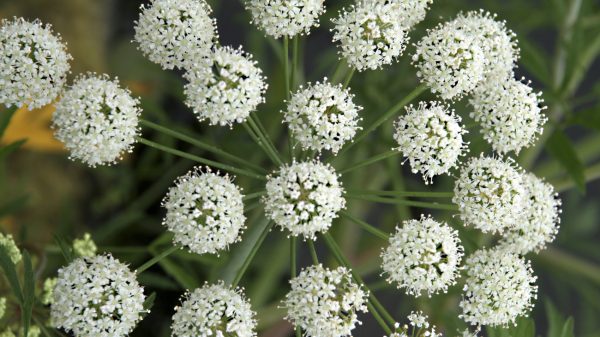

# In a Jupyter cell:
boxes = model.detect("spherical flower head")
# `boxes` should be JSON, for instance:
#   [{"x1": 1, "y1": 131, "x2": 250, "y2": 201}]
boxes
[
  {"x1": 393, "y1": 101, "x2": 467, "y2": 183},
  {"x1": 470, "y1": 78, "x2": 547, "y2": 155},
  {"x1": 171, "y1": 282, "x2": 257, "y2": 337},
  {"x1": 52, "y1": 74, "x2": 141, "y2": 167},
  {"x1": 284, "y1": 80, "x2": 362, "y2": 153},
  {"x1": 386, "y1": 0, "x2": 433, "y2": 29},
  {"x1": 452, "y1": 11, "x2": 519, "y2": 81},
  {"x1": 331, "y1": 1, "x2": 409, "y2": 71},
  {"x1": 453, "y1": 156, "x2": 526, "y2": 234},
  {"x1": 459, "y1": 248, "x2": 538, "y2": 327},
  {"x1": 184, "y1": 46, "x2": 267, "y2": 126},
  {"x1": 263, "y1": 161, "x2": 346, "y2": 240},
  {"x1": 412, "y1": 20, "x2": 485, "y2": 100},
  {"x1": 0, "y1": 17, "x2": 71, "y2": 110},
  {"x1": 72, "y1": 233, "x2": 97, "y2": 258},
  {"x1": 0, "y1": 233, "x2": 21, "y2": 264},
  {"x1": 499, "y1": 173, "x2": 561, "y2": 254},
  {"x1": 134, "y1": 0, "x2": 217, "y2": 70},
  {"x1": 284, "y1": 264, "x2": 368, "y2": 337},
  {"x1": 381, "y1": 215, "x2": 464, "y2": 296},
  {"x1": 51, "y1": 254, "x2": 146, "y2": 337},
  {"x1": 245, "y1": 0, "x2": 325, "y2": 38},
  {"x1": 42, "y1": 277, "x2": 58, "y2": 305},
  {"x1": 163, "y1": 167, "x2": 246, "y2": 255}
]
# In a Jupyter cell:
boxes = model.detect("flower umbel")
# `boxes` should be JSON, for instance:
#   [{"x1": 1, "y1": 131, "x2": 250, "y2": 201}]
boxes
[
  {"x1": 72, "y1": 233, "x2": 98, "y2": 258},
  {"x1": 0, "y1": 233, "x2": 21, "y2": 264},
  {"x1": 245, "y1": 0, "x2": 325, "y2": 38}
]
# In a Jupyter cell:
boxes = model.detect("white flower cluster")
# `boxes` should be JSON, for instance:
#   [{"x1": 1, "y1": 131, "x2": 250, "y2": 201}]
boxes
[
  {"x1": 453, "y1": 156, "x2": 525, "y2": 234},
  {"x1": 500, "y1": 173, "x2": 561, "y2": 254},
  {"x1": 284, "y1": 80, "x2": 361, "y2": 154},
  {"x1": 162, "y1": 167, "x2": 246, "y2": 255},
  {"x1": 134, "y1": 0, "x2": 217, "y2": 70},
  {"x1": 413, "y1": 11, "x2": 518, "y2": 100},
  {"x1": 387, "y1": 311, "x2": 441, "y2": 337},
  {"x1": 42, "y1": 277, "x2": 58, "y2": 305},
  {"x1": 393, "y1": 101, "x2": 466, "y2": 183},
  {"x1": 51, "y1": 255, "x2": 146, "y2": 337},
  {"x1": 52, "y1": 74, "x2": 141, "y2": 167},
  {"x1": 331, "y1": 1, "x2": 409, "y2": 71},
  {"x1": 184, "y1": 46, "x2": 267, "y2": 126},
  {"x1": 470, "y1": 78, "x2": 547, "y2": 155},
  {"x1": 381, "y1": 216, "x2": 464, "y2": 296},
  {"x1": 171, "y1": 282, "x2": 257, "y2": 337},
  {"x1": 245, "y1": 0, "x2": 325, "y2": 38},
  {"x1": 408, "y1": 311, "x2": 430, "y2": 328},
  {"x1": 0, "y1": 233, "x2": 21, "y2": 264},
  {"x1": 387, "y1": 0, "x2": 433, "y2": 29},
  {"x1": 284, "y1": 264, "x2": 368, "y2": 337},
  {"x1": 459, "y1": 248, "x2": 537, "y2": 327},
  {"x1": 0, "y1": 17, "x2": 71, "y2": 110},
  {"x1": 73, "y1": 233, "x2": 97, "y2": 258},
  {"x1": 263, "y1": 161, "x2": 346, "y2": 240}
]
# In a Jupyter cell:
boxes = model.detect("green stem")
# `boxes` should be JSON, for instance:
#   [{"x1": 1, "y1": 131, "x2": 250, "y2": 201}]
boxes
[
  {"x1": 291, "y1": 36, "x2": 299, "y2": 90},
  {"x1": 333, "y1": 84, "x2": 427, "y2": 159},
  {"x1": 284, "y1": 36, "x2": 290, "y2": 99},
  {"x1": 347, "y1": 194, "x2": 458, "y2": 211},
  {"x1": 346, "y1": 189, "x2": 453, "y2": 198},
  {"x1": 342, "y1": 67, "x2": 356, "y2": 89},
  {"x1": 290, "y1": 237, "x2": 301, "y2": 337},
  {"x1": 553, "y1": 162, "x2": 600, "y2": 192},
  {"x1": 250, "y1": 113, "x2": 281, "y2": 163},
  {"x1": 242, "y1": 122, "x2": 282, "y2": 166},
  {"x1": 232, "y1": 221, "x2": 274, "y2": 287},
  {"x1": 322, "y1": 233, "x2": 394, "y2": 332},
  {"x1": 307, "y1": 240, "x2": 319, "y2": 265},
  {"x1": 247, "y1": 117, "x2": 283, "y2": 165},
  {"x1": 535, "y1": 247, "x2": 600, "y2": 285},
  {"x1": 140, "y1": 119, "x2": 266, "y2": 173},
  {"x1": 339, "y1": 150, "x2": 398, "y2": 174},
  {"x1": 340, "y1": 210, "x2": 389, "y2": 241},
  {"x1": 137, "y1": 137, "x2": 266, "y2": 180},
  {"x1": 243, "y1": 191, "x2": 266, "y2": 201},
  {"x1": 136, "y1": 245, "x2": 179, "y2": 274}
]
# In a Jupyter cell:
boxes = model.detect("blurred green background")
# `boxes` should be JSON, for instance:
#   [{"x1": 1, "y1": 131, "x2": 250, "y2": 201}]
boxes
[{"x1": 1, "y1": 0, "x2": 600, "y2": 336}]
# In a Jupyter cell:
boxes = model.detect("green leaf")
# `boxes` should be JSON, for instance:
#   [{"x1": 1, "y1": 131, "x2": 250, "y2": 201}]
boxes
[
  {"x1": 519, "y1": 39, "x2": 551, "y2": 85},
  {"x1": 546, "y1": 299, "x2": 565, "y2": 337},
  {"x1": 569, "y1": 108, "x2": 600, "y2": 131},
  {"x1": 546, "y1": 129, "x2": 586, "y2": 192},
  {"x1": 0, "y1": 139, "x2": 26, "y2": 159},
  {"x1": 54, "y1": 234, "x2": 75, "y2": 263},
  {"x1": 0, "y1": 106, "x2": 18, "y2": 138},
  {"x1": 140, "y1": 291, "x2": 156, "y2": 320},
  {"x1": 0, "y1": 243, "x2": 24, "y2": 303},
  {"x1": 22, "y1": 251, "x2": 35, "y2": 337},
  {"x1": 560, "y1": 318, "x2": 575, "y2": 337}
]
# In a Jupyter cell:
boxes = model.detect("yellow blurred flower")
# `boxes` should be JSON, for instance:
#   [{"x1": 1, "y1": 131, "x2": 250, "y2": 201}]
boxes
[{"x1": 2, "y1": 104, "x2": 65, "y2": 152}]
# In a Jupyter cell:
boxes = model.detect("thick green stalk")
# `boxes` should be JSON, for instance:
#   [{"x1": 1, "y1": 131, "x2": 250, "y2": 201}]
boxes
[
  {"x1": 307, "y1": 240, "x2": 319, "y2": 265},
  {"x1": 137, "y1": 137, "x2": 266, "y2": 180},
  {"x1": 334, "y1": 84, "x2": 427, "y2": 159},
  {"x1": 346, "y1": 194, "x2": 458, "y2": 211},
  {"x1": 340, "y1": 210, "x2": 389, "y2": 241},
  {"x1": 340, "y1": 150, "x2": 398, "y2": 174},
  {"x1": 232, "y1": 221, "x2": 274, "y2": 287},
  {"x1": 136, "y1": 245, "x2": 179, "y2": 274},
  {"x1": 347, "y1": 189, "x2": 454, "y2": 198},
  {"x1": 140, "y1": 119, "x2": 266, "y2": 173}
]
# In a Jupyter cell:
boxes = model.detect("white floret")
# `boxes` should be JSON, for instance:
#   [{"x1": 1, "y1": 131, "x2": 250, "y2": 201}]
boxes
[
  {"x1": 171, "y1": 282, "x2": 257, "y2": 337},
  {"x1": 263, "y1": 161, "x2": 346, "y2": 240},
  {"x1": 184, "y1": 46, "x2": 267, "y2": 126},
  {"x1": 52, "y1": 74, "x2": 141, "y2": 167},
  {"x1": 162, "y1": 167, "x2": 246, "y2": 255},
  {"x1": 385, "y1": 0, "x2": 433, "y2": 29},
  {"x1": 381, "y1": 215, "x2": 464, "y2": 296},
  {"x1": 0, "y1": 233, "x2": 21, "y2": 264},
  {"x1": 0, "y1": 17, "x2": 71, "y2": 110},
  {"x1": 284, "y1": 80, "x2": 361, "y2": 153},
  {"x1": 245, "y1": 0, "x2": 325, "y2": 38},
  {"x1": 284, "y1": 264, "x2": 368, "y2": 337}
]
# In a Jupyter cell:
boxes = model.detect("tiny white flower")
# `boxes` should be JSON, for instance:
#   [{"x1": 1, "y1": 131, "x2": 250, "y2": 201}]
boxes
[
  {"x1": 184, "y1": 46, "x2": 267, "y2": 126},
  {"x1": 284, "y1": 80, "x2": 362, "y2": 153},
  {"x1": 470, "y1": 77, "x2": 547, "y2": 155},
  {"x1": 412, "y1": 19, "x2": 485, "y2": 100},
  {"x1": 331, "y1": 1, "x2": 409, "y2": 71},
  {"x1": 459, "y1": 248, "x2": 538, "y2": 327},
  {"x1": 162, "y1": 167, "x2": 246, "y2": 255},
  {"x1": 453, "y1": 155, "x2": 526, "y2": 234},
  {"x1": 381, "y1": 215, "x2": 464, "y2": 296},
  {"x1": 263, "y1": 161, "x2": 346, "y2": 240},
  {"x1": 42, "y1": 277, "x2": 58, "y2": 305},
  {"x1": 134, "y1": 0, "x2": 217, "y2": 69},
  {"x1": 393, "y1": 101, "x2": 467, "y2": 183},
  {"x1": 0, "y1": 17, "x2": 71, "y2": 110},
  {"x1": 245, "y1": 0, "x2": 325, "y2": 38},
  {"x1": 171, "y1": 282, "x2": 257, "y2": 337},
  {"x1": 407, "y1": 311, "x2": 430, "y2": 328},
  {"x1": 51, "y1": 255, "x2": 146, "y2": 337},
  {"x1": 385, "y1": 0, "x2": 433, "y2": 29},
  {"x1": 52, "y1": 74, "x2": 141, "y2": 167},
  {"x1": 499, "y1": 173, "x2": 561, "y2": 254},
  {"x1": 0, "y1": 233, "x2": 21, "y2": 264},
  {"x1": 284, "y1": 264, "x2": 368, "y2": 337}
]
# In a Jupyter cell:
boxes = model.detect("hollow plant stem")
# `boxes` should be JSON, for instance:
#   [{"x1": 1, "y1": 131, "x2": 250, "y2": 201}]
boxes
[
  {"x1": 137, "y1": 137, "x2": 266, "y2": 180},
  {"x1": 140, "y1": 119, "x2": 266, "y2": 173},
  {"x1": 136, "y1": 245, "x2": 179, "y2": 274}
]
